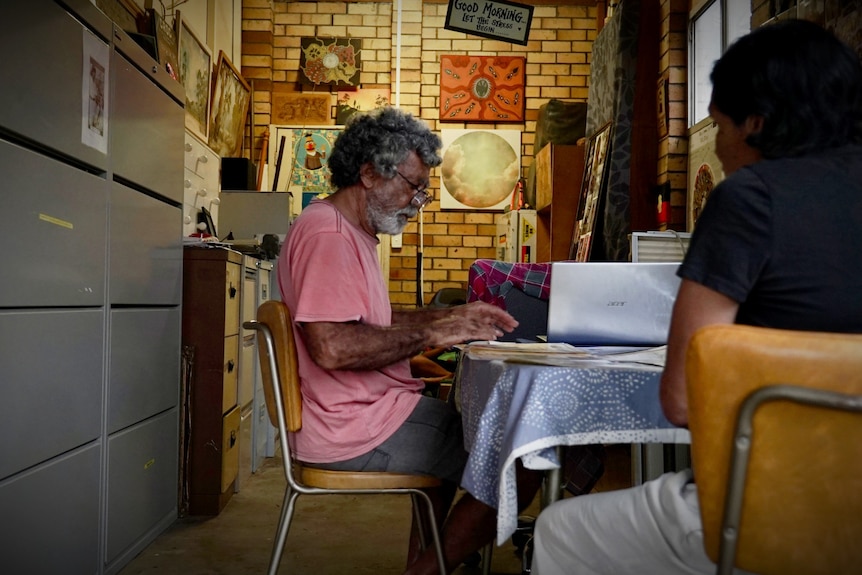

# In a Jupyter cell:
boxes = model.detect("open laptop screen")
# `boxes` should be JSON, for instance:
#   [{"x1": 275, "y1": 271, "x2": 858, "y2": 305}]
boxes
[{"x1": 546, "y1": 262, "x2": 681, "y2": 346}]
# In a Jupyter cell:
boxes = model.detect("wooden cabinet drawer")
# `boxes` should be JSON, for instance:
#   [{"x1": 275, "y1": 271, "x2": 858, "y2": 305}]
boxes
[
  {"x1": 224, "y1": 261, "x2": 241, "y2": 336},
  {"x1": 222, "y1": 334, "x2": 239, "y2": 413},
  {"x1": 220, "y1": 407, "x2": 241, "y2": 493}
]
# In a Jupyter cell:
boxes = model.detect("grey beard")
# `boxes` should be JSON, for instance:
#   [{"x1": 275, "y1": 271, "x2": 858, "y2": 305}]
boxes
[{"x1": 368, "y1": 203, "x2": 418, "y2": 235}]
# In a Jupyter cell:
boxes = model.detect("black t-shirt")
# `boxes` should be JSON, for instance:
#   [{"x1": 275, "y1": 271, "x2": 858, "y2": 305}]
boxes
[{"x1": 679, "y1": 145, "x2": 862, "y2": 333}]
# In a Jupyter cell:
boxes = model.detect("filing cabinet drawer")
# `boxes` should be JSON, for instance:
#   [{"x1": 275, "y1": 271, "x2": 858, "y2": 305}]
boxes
[
  {"x1": 0, "y1": 309, "x2": 103, "y2": 480},
  {"x1": 0, "y1": 0, "x2": 109, "y2": 170},
  {"x1": 109, "y1": 308, "x2": 182, "y2": 433},
  {"x1": 110, "y1": 182, "x2": 183, "y2": 305},
  {"x1": 221, "y1": 406, "x2": 241, "y2": 493},
  {"x1": 225, "y1": 261, "x2": 242, "y2": 336},
  {"x1": 0, "y1": 444, "x2": 101, "y2": 574},
  {"x1": 223, "y1": 334, "x2": 240, "y2": 413},
  {"x1": 111, "y1": 49, "x2": 183, "y2": 201},
  {"x1": 0, "y1": 139, "x2": 107, "y2": 308},
  {"x1": 106, "y1": 409, "x2": 179, "y2": 562}
]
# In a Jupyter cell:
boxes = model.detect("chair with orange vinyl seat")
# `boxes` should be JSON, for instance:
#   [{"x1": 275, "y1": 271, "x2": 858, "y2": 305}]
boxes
[
  {"x1": 685, "y1": 324, "x2": 862, "y2": 575},
  {"x1": 244, "y1": 300, "x2": 447, "y2": 575}
]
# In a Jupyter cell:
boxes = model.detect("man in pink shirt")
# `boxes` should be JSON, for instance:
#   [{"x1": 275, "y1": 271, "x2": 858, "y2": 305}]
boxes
[{"x1": 278, "y1": 107, "x2": 542, "y2": 574}]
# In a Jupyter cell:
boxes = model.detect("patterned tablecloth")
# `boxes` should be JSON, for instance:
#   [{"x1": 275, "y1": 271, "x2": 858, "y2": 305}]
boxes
[{"x1": 457, "y1": 344, "x2": 691, "y2": 545}]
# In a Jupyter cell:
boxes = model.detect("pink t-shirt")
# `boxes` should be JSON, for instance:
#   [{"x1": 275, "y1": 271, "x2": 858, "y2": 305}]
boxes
[{"x1": 277, "y1": 199, "x2": 423, "y2": 463}]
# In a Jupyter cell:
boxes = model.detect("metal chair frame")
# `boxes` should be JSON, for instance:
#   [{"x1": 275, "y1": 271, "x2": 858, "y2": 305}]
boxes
[
  {"x1": 716, "y1": 384, "x2": 862, "y2": 575},
  {"x1": 245, "y1": 301, "x2": 447, "y2": 575}
]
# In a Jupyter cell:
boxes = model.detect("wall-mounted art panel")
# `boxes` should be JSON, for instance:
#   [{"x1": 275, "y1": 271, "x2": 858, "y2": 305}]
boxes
[
  {"x1": 299, "y1": 37, "x2": 361, "y2": 87},
  {"x1": 440, "y1": 129, "x2": 521, "y2": 210},
  {"x1": 439, "y1": 55, "x2": 525, "y2": 122}
]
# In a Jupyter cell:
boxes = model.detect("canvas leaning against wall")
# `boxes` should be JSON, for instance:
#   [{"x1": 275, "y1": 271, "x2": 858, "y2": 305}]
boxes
[
  {"x1": 268, "y1": 125, "x2": 343, "y2": 216},
  {"x1": 439, "y1": 129, "x2": 521, "y2": 210}
]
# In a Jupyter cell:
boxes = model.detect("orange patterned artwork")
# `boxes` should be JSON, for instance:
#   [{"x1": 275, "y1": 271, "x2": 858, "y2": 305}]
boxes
[{"x1": 439, "y1": 55, "x2": 525, "y2": 122}]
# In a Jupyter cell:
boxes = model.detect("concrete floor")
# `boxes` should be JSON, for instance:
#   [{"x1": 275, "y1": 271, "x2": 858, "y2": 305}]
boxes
[{"x1": 119, "y1": 447, "x2": 631, "y2": 575}]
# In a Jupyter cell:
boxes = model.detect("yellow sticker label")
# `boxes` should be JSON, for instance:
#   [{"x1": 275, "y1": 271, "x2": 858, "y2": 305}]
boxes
[
  {"x1": 39, "y1": 213, "x2": 74, "y2": 230},
  {"x1": 144, "y1": 458, "x2": 156, "y2": 470}
]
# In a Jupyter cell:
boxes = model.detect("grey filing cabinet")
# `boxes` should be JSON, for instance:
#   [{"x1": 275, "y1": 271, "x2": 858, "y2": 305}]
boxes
[{"x1": 0, "y1": 1, "x2": 184, "y2": 573}]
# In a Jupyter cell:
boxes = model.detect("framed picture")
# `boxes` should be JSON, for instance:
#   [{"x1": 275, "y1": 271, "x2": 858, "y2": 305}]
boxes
[
  {"x1": 268, "y1": 125, "x2": 344, "y2": 216},
  {"x1": 271, "y1": 90, "x2": 333, "y2": 125},
  {"x1": 336, "y1": 88, "x2": 390, "y2": 124},
  {"x1": 439, "y1": 129, "x2": 521, "y2": 210},
  {"x1": 572, "y1": 122, "x2": 613, "y2": 261},
  {"x1": 176, "y1": 13, "x2": 212, "y2": 142},
  {"x1": 209, "y1": 51, "x2": 251, "y2": 157},
  {"x1": 687, "y1": 116, "x2": 725, "y2": 231},
  {"x1": 146, "y1": 8, "x2": 179, "y2": 81},
  {"x1": 439, "y1": 55, "x2": 526, "y2": 122},
  {"x1": 299, "y1": 37, "x2": 362, "y2": 86}
]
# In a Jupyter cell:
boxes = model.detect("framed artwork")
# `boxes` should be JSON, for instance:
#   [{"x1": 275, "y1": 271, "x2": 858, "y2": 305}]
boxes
[
  {"x1": 176, "y1": 13, "x2": 212, "y2": 142},
  {"x1": 271, "y1": 91, "x2": 332, "y2": 125},
  {"x1": 299, "y1": 37, "x2": 362, "y2": 86},
  {"x1": 439, "y1": 55, "x2": 526, "y2": 122},
  {"x1": 145, "y1": 8, "x2": 179, "y2": 81},
  {"x1": 439, "y1": 129, "x2": 521, "y2": 211},
  {"x1": 336, "y1": 88, "x2": 390, "y2": 124},
  {"x1": 208, "y1": 51, "x2": 251, "y2": 157},
  {"x1": 572, "y1": 122, "x2": 613, "y2": 261},
  {"x1": 268, "y1": 125, "x2": 344, "y2": 216},
  {"x1": 687, "y1": 116, "x2": 725, "y2": 231}
]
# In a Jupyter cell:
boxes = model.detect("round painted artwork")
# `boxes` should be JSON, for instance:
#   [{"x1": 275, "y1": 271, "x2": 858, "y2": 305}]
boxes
[{"x1": 441, "y1": 131, "x2": 520, "y2": 209}]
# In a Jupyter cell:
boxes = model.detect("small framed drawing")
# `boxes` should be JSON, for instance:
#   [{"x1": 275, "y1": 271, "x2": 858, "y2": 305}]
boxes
[
  {"x1": 209, "y1": 51, "x2": 251, "y2": 157},
  {"x1": 572, "y1": 122, "x2": 613, "y2": 261},
  {"x1": 176, "y1": 12, "x2": 212, "y2": 142}
]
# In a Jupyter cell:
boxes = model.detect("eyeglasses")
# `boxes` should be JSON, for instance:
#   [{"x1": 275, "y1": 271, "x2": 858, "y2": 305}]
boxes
[{"x1": 396, "y1": 171, "x2": 432, "y2": 209}]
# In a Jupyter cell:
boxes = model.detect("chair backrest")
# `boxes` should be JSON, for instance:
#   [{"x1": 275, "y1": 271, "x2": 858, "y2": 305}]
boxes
[
  {"x1": 686, "y1": 324, "x2": 862, "y2": 575},
  {"x1": 255, "y1": 300, "x2": 303, "y2": 433}
]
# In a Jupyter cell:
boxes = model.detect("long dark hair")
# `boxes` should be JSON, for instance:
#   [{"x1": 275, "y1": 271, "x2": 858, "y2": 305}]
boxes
[{"x1": 710, "y1": 19, "x2": 862, "y2": 158}]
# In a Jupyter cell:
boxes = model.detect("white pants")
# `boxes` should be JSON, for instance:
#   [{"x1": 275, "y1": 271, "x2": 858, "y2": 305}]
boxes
[{"x1": 532, "y1": 469, "x2": 753, "y2": 575}]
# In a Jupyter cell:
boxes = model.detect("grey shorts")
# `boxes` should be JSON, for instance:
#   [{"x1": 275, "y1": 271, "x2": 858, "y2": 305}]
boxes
[{"x1": 306, "y1": 396, "x2": 468, "y2": 484}]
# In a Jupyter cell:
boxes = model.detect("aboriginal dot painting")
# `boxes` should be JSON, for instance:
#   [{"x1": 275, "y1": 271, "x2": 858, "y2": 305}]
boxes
[{"x1": 439, "y1": 55, "x2": 526, "y2": 122}]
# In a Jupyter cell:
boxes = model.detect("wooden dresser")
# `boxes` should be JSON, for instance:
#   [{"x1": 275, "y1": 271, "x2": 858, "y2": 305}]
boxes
[
  {"x1": 181, "y1": 246, "x2": 242, "y2": 515},
  {"x1": 535, "y1": 143, "x2": 586, "y2": 262}
]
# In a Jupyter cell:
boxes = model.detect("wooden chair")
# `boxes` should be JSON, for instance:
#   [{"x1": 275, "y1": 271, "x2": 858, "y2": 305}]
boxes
[
  {"x1": 244, "y1": 300, "x2": 447, "y2": 575},
  {"x1": 686, "y1": 324, "x2": 862, "y2": 575}
]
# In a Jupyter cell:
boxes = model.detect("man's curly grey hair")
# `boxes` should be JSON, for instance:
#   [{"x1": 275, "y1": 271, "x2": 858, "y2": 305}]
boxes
[{"x1": 328, "y1": 107, "x2": 442, "y2": 189}]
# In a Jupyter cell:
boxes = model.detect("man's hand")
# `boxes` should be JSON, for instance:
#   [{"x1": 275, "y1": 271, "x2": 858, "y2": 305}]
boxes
[
  {"x1": 302, "y1": 302, "x2": 517, "y2": 372},
  {"x1": 424, "y1": 301, "x2": 518, "y2": 348}
]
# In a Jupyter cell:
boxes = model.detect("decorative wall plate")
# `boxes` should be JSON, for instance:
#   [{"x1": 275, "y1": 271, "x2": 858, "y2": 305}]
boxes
[
  {"x1": 439, "y1": 55, "x2": 526, "y2": 122},
  {"x1": 299, "y1": 37, "x2": 361, "y2": 87}
]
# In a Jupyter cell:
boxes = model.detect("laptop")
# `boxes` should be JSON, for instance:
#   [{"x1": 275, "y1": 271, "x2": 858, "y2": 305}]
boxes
[{"x1": 546, "y1": 262, "x2": 682, "y2": 346}]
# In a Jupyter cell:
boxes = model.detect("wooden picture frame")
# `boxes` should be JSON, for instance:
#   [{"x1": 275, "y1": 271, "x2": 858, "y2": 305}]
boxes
[
  {"x1": 176, "y1": 13, "x2": 212, "y2": 142},
  {"x1": 209, "y1": 51, "x2": 251, "y2": 157},
  {"x1": 572, "y1": 122, "x2": 613, "y2": 261}
]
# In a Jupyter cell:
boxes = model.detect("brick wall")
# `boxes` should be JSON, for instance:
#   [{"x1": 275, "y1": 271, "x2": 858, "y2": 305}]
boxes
[
  {"x1": 659, "y1": 0, "x2": 691, "y2": 231},
  {"x1": 241, "y1": 1, "x2": 602, "y2": 307}
]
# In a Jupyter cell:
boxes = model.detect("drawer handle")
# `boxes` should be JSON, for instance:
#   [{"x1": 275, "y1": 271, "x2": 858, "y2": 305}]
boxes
[
  {"x1": 184, "y1": 179, "x2": 192, "y2": 188},
  {"x1": 198, "y1": 155, "x2": 208, "y2": 163},
  {"x1": 229, "y1": 284, "x2": 237, "y2": 299},
  {"x1": 185, "y1": 143, "x2": 193, "y2": 152},
  {"x1": 197, "y1": 189, "x2": 208, "y2": 197},
  {"x1": 227, "y1": 359, "x2": 235, "y2": 373},
  {"x1": 229, "y1": 430, "x2": 237, "y2": 448}
]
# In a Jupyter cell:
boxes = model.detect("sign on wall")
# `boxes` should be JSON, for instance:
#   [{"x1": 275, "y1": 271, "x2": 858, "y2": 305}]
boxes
[{"x1": 444, "y1": 0, "x2": 533, "y2": 46}]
